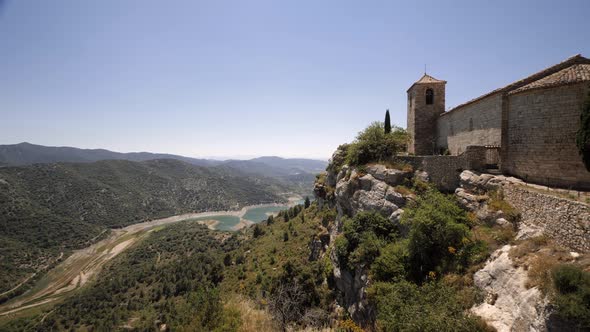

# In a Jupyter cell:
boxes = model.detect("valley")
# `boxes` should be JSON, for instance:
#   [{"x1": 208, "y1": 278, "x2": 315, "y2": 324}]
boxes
[{"x1": 0, "y1": 199, "x2": 301, "y2": 321}]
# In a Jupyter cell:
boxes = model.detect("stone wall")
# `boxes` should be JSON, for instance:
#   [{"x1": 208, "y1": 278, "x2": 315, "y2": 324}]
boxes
[
  {"x1": 398, "y1": 146, "x2": 487, "y2": 191},
  {"x1": 503, "y1": 185, "x2": 590, "y2": 252},
  {"x1": 503, "y1": 83, "x2": 590, "y2": 190},
  {"x1": 436, "y1": 93, "x2": 503, "y2": 155}
]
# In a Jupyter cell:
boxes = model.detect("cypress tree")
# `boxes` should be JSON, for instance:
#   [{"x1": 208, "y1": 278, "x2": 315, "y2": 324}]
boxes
[
  {"x1": 385, "y1": 109, "x2": 392, "y2": 134},
  {"x1": 576, "y1": 90, "x2": 590, "y2": 171}
]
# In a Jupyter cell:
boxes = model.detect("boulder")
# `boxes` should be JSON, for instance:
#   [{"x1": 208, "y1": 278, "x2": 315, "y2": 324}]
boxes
[
  {"x1": 385, "y1": 187, "x2": 406, "y2": 207},
  {"x1": 352, "y1": 190, "x2": 398, "y2": 218},
  {"x1": 455, "y1": 187, "x2": 486, "y2": 211},
  {"x1": 366, "y1": 164, "x2": 412, "y2": 186},
  {"x1": 414, "y1": 170, "x2": 430, "y2": 183},
  {"x1": 460, "y1": 170, "x2": 505, "y2": 192}
]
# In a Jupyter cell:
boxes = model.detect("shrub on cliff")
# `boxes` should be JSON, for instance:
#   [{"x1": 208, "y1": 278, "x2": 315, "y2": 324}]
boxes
[
  {"x1": 345, "y1": 122, "x2": 408, "y2": 166},
  {"x1": 402, "y1": 189, "x2": 483, "y2": 281},
  {"x1": 552, "y1": 264, "x2": 590, "y2": 328},
  {"x1": 368, "y1": 281, "x2": 490, "y2": 332},
  {"x1": 335, "y1": 212, "x2": 399, "y2": 270}
]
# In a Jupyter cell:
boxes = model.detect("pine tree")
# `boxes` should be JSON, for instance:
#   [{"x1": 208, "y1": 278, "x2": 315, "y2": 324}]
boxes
[
  {"x1": 304, "y1": 196, "x2": 310, "y2": 209},
  {"x1": 576, "y1": 90, "x2": 590, "y2": 171},
  {"x1": 385, "y1": 109, "x2": 392, "y2": 134}
]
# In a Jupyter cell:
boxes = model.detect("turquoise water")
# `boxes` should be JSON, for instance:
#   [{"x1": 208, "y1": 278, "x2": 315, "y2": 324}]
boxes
[
  {"x1": 242, "y1": 205, "x2": 289, "y2": 223},
  {"x1": 188, "y1": 201, "x2": 307, "y2": 231},
  {"x1": 189, "y1": 215, "x2": 241, "y2": 231}
]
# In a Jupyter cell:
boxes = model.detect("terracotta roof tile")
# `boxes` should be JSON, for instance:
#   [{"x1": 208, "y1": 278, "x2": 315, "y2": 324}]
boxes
[
  {"x1": 509, "y1": 63, "x2": 590, "y2": 94},
  {"x1": 440, "y1": 54, "x2": 590, "y2": 117},
  {"x1": 407, "y1": 74, "x2": 446, "y2": 92}
]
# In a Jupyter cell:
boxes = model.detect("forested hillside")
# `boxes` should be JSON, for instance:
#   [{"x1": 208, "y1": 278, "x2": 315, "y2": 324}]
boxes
[
  {"x1": 5, "y1": 222, "x2": 241, "y2": 331},
  {"x1": 0, "y1": 158, "x2": 289, "y2": 297}
]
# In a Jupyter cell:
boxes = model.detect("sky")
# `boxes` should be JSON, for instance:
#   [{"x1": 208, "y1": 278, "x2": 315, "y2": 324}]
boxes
[{"x1": 1, "y1": 1, "x2": 589, "y2": 160}]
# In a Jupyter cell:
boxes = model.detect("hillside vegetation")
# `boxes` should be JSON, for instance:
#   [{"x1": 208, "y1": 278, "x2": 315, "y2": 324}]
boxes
[
  {"x1": 4, "y1": 222, "x2": 241, "y2": 331},
  {"x1": 0, "y1": 158, "x2": 289, "y2": 297}
]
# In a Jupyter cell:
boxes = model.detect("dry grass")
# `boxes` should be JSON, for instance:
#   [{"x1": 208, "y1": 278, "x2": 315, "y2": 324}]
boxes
[
  {"x1": 472, "y1": 225, "x2": 515, "y2": 253},
  {"x1": 379, "y1": 161, "x2": 413, "y2": 172},
  {"x1": 508, "y1": 236, "x2": 580, "y2": 293},
  {"x1": 487, "y1": 190, "x2": 520, "y2": 223},
  {"x1": 394, "y1": 185, "x2": 414, "y2": 196},
  {"x1": 224, "y1": 294, "x2": 276, "y2": 332}
]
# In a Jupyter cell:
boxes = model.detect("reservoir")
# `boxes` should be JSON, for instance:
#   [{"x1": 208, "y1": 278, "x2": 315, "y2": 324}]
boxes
[{"x1": 187, "y1": 203, "x2": 298, "y2": 231}]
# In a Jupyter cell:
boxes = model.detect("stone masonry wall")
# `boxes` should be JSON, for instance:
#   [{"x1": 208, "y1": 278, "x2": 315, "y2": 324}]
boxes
[
  {"x1": 504, "y1": 83, "x2": 590, "y2": 190},
  {"x1": 408, "y1": 83, "x2": 446, "y2": 155},
  {"x1": 436, "y1": 93, "x2": 503, "y2": 155},
  {"x1": 503, "y1": 185, "x2": 590, "y2": 252},
  {"x1": 398, "y1": 146, "x2": 486, "y2": 191}
]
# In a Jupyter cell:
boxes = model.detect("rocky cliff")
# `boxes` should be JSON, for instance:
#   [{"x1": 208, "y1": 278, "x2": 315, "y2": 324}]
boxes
[{"x1": 314, "y1": 146, "x2": 419, "y2": 324}]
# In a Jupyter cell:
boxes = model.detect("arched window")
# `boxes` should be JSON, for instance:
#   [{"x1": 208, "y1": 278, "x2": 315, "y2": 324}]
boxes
[{"x1": 425, "y1": 88, "x2": 434, "y2": 105}]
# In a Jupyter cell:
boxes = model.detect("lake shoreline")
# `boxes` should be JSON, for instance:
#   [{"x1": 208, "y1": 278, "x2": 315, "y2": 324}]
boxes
[
  {"x1": 122, "y1": 195, "x2": 303, "y2": 233},
  {"x1": 0, "y1": 195, "x2": 304, "y2": 316}
]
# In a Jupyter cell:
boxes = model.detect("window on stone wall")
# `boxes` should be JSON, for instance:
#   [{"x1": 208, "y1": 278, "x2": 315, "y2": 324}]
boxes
[
  {"x1": 425, "y1": 88, "x2": 434, "y2": 105},
  {"x1": 469, "y1": 118, "x2": 474, "y2": 131}
]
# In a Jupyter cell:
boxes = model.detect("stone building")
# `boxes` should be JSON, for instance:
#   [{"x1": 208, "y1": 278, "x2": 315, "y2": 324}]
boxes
[{"x1": 407, "y1": 54, "x2": 590, "y2": 189}]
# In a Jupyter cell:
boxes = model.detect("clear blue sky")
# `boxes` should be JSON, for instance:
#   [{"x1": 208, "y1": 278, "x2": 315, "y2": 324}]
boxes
[{"x1": 1, "y1": 0, "x2": 589, "y2": 159}]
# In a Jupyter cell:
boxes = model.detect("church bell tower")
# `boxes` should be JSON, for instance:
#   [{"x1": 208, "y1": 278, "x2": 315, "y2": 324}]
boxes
[{"x1": 406, "y1": 74, "x2": 446, "y2": 155}]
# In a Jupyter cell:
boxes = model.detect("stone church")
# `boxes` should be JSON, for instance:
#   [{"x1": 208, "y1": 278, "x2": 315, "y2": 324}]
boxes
[{"x1": 407, "y1": 54, "x2": 590, "y2": 190}]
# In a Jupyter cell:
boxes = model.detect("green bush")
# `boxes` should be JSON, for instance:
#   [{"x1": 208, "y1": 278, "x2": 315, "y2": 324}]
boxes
[
  {"x1": 345, "y1": 122, "x2": 408, "y2": 166},
  {"x1": 371, "y1": 240, "x2": 409, "y2": 282},
  {"x1": 401, "y1": 189, "x2": 472, "y2": 281},
  {"x1": 551, "y1": 265, "x2": 590, "y2": 327},
  {"x1": 368, "y1": 281, "x2": 488, "y2": 332},
  {"x1": 337, "y1": 212, "x2": 400, "y2": 270},
  {"x1": 334, "y1": 235, "x2": 351, "y2": 266}
]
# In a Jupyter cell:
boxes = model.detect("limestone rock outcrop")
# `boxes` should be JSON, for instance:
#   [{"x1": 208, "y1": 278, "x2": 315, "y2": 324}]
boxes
[
  {"x1": 471, "y1": 245, "x2": 550, "y2": 332},
  {"x1": 317, "y1": 148, "x2": 415, "y2": 325},
  {"x1": 334, "y1": 166, "x2": 412, "y2": 223}
]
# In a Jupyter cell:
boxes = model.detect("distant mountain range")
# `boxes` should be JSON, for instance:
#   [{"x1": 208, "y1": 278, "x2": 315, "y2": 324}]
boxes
[
  {"x1": 0, "y1": 143, "x2": 327, "y2": 180},
  {"x1": 0, "y1": 143, "x2": 327, "y2": 296}
]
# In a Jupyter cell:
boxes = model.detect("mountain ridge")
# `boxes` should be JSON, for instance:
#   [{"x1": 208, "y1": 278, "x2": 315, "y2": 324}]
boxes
[
  {"x1": 0, "y1": 142, "x2": 326, "y2": 170},
  {"x1": 0, "y1": 157, "x2": 293, "y2": 298}
]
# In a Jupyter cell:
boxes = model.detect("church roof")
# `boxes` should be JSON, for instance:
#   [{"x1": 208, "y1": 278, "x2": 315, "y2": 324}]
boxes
[
  {"x1": 441, "y1": 54, "x2": 590, "y2": 117},
  {"x1": 509, "y1": 63, "x2": 590, "y2": 94},
  {"x1": 407, "y1": 74, "x2": 446, "y2": 92}
]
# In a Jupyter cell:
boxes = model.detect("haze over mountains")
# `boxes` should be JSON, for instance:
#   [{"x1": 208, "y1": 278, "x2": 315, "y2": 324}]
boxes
[
  {"x1": 0, "y1": 142, "x2": 327, "y2": 172},
  {"x1": 0, "y1": 142, "x2": 327, "y2": 301}
]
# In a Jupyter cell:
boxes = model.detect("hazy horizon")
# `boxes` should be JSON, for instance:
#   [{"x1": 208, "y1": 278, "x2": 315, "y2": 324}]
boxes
[
  {"x1": 2, "y1": 0, "x2": 589, "y2": 159},
  {"x1": 0, "y1": 141, "x2": 329, "y2": 161}
]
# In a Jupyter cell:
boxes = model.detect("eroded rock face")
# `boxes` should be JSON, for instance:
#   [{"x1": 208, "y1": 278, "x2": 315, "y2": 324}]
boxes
[
  {"x1": 323, "y1": 163, "x2": 414, "y2": 325},
  {"x1": 459, "y1": 170, "x2": 524, "y2": 193},
  {"x1": 334, "y1": 168, "x2": 411, "y2": 223},
  {"x1": 330, "y1": 249, "x2": 373, "y2": 325},
  {"x1": 472, "y1": 245, "x2": 550, "y2": 332},
  {"x1": 365, "y1": 164, "x2": 412, "y2": 187}
]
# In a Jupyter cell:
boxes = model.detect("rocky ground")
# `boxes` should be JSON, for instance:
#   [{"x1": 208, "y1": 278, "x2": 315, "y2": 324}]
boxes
[{"x1": 457, "y1": 170, "x2": 589, "y2": 332}]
